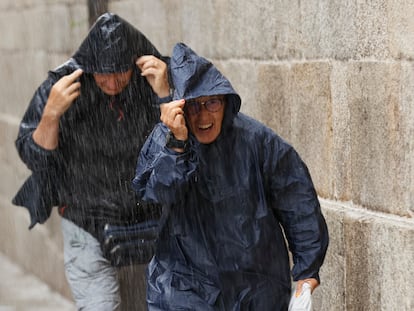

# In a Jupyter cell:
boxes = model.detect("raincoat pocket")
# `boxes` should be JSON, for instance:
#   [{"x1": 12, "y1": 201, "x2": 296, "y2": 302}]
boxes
[
  {"x1": 102, "y1": 219, "x2": 159, "y2": 266},
  {"x1": 170, "y1": 272, "x2": 221, "y2": 306}
]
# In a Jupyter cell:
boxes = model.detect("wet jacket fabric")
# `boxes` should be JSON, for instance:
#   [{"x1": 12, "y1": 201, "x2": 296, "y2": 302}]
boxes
[
  {"x1": 13, "y1": 13, "x2": 164, "y2": 238},
  {"x1": 132, "y1": 43, "x2": 329, "y2": 310}
]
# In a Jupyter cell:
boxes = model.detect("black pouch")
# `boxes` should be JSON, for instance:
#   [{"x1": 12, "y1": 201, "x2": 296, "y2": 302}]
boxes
[{"x1": 102, "y1": 219, "x2": 159, "y2": 267}]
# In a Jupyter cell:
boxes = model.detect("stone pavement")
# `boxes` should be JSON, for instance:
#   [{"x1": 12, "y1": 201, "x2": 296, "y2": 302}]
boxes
[{"x1": 0, "y1": 252, "x2": 76, "y2": 311}]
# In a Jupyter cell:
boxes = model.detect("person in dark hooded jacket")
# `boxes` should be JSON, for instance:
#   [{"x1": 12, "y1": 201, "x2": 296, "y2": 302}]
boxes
[
  {"x1": 132, "y1": 43, "x2": 329, "y2": 311},
  {"x1": 13, "y1": 13, "x2": 171, "y2": 310}
]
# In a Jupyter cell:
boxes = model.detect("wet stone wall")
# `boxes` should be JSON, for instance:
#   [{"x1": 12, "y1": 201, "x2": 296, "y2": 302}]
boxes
[{"x1": 0, "y1": 0, "x2": 413, "y2": 310}]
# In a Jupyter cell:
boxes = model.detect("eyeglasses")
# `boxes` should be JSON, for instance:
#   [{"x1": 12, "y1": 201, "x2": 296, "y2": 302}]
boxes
[{"x1": 184, "y1": 97, "x2": 224, "y2": 116}]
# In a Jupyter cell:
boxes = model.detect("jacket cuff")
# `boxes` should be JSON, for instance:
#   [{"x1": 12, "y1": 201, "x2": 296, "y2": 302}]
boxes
[
  {"x1": 25, "y1": 134, "x2": 58, "y2": 171},
  {"x1": 157, "y1": 95, "x2": 172, "y2": 104},
  {"x1": 156, "y1": 88, "x2": 174, "y2": 105}
]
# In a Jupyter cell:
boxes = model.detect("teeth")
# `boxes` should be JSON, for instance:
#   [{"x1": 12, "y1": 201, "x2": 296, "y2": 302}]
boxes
[{"x1": 199, "y1": 123, "x2": 212, "y2": 130}]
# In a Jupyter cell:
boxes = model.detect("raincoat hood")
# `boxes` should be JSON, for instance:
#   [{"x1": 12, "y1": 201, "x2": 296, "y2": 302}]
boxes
[
  {"x1": 170, "y1": 43, "x2": 241, "y2": 118},
  {"x1": 72, "y1": 13, "x2": 161, "y2": 73}
]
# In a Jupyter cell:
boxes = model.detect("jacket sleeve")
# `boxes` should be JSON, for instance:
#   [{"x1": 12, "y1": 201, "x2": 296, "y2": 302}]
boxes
[
  {"x1": 132, "y1": 123, "x2": 197, "y2": 205},
  {"x1": 264, "y1": 134, "x2": 329, "y2": 283},
  {"x1": 15, "y1": 77, "x2": 61, "y2": 172},
  {"x1": 12, "y1": 76, "x2": 62, "y2": 228}
]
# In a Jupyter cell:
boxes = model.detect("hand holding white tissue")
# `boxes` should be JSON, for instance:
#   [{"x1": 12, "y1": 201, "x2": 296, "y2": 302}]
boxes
[{"x1": 288, "y1": 281, "x2": 312, "y2": 311}]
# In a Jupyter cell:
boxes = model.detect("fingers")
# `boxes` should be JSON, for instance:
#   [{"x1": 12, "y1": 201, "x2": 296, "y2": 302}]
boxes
[
  {"x1": 162, "y1": 101, "x2": 185, "y2": 114},
  {"x1": 136, "y1": 55, "x2": 149, "y2": 69},
  {"x1": 160, "y1": 100, "x2": 185, "y2": 119},
  {"x1": 160, "y1": 99, "x2": 188, "y2": 139},
  {"x1": 136, "y1": 56, "x2": 167, "y2": 81},
  {"x1": 46, "y1": 69, "x2": 83, "y2": 117},
  {"x1": 136, "y1": 56, "x2": 155, "y2": 74},
  {"x1": 136, "y1": 55, "x2": 170, "y2": 97},
  {"x1": 295, "y1": 282, "x2": 304, "y2": 297},
  {"x1": 62, "y1": 69, "x2": 83, "y2": 86},
  {"x1": 66, "y1": 82, "x2": 81, "y2": 101},
  {"x1": 162, "y1": 106, "x2": 184, "y2": 125},
  {"x1": 295, "y1": 278, "x2": 319, "y2": 297},
  {"x1": 136, "y1": 55, "x2": 162, "y2": 72},
  {"x1": 139, "y1": 62, "x2": 167, "y2": 79},
  {"x1": 58, "y1": 71, "x2": 82, "y2": 98},
  {"x1": 69, "y1": 68, "x2": 83, "y2": 80}
]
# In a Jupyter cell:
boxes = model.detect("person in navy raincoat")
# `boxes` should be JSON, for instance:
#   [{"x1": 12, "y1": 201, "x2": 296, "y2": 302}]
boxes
[
  {"x1": 132, "y1": 43, "x2": 329, "y2": 310},
  {"x1": 12, "y1": 13, "x2": 170, "y2": 310}
]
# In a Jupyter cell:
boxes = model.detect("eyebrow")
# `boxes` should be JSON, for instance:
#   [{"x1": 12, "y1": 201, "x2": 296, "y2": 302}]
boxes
[{"x1": 190, "y1": 96, "x2": 223, "y2": 102}]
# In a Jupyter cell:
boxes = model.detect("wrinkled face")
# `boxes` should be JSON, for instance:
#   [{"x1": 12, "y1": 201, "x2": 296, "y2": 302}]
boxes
[
  {"x1": 185, "y1": 95, "x2": 226, "y2": 144},
  {"x1": 93, "y1": 69, "x2": 133, "y2": 95}
]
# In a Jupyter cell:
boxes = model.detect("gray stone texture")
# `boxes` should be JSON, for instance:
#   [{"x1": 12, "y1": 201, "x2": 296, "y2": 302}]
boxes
[
  {"x1": 0, "y1": 252, "x2": 76, "y2": 310},
  {"x1": 0, "y1": 0, "x2": 413, "y2": 310}
]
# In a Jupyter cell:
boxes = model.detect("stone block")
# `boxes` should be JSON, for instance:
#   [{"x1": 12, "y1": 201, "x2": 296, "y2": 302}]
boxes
[
  {"x1": 0, "y1": 3, "x2": 86, "y2": 54},
  {"x1": 345, "y1": 62, "x2": 410, "y2": 216},
  {"x1": 388, "y1": 1, "x2": 414, "y2": 59},
  {"x1": 331, "y1": 60, "x2": 413, "y2": 210},
  {"x1": 213, "y1": 60, "x2": 260, "y2": 121},
  {"x1": 256, "y1": 62, "x2": 334, "y2": 198},
  {"x1": 0, "y1": 0, "x2": 14, "y2": 10},
  {"x1": 354, "y1": 0, "x2": 389, "y2": 59},
  {"x1": 213, "y1": 0, "x2": 302, "y2": 60},
  {"x1": 172, "y1": 0, "x2": 217, "y2": 58},
  {"x1": 256, "y1": 63, "x2": 291, "y2": 138},
  {"x1": 109, "y1": 0, "x2": 174, "y2": 56},
  {"x1": 0, "y1": 2, "x2": 86, "y2": 51},
  {"x1": 0, "y1": 198, "x2": 73, "y2": 300},
  {"x1": 24, "y1": 5, "x2": 72, "y2": 52},
  {"x1": 313, "y1": 201, "x2": 346, "y2": 311},
  {"x1": 0, "y1": 116, "x2": 28, "y2": 200},
  {"x1": 107, "y1": 0, "x2": 392, "y2": 67},
  {"x1": 400, "y1": 63, "x2": 414, "y2": 215},
  {"x1": 330, "y1": 62, "x2": 352, "y2": 201},
  {"x1": 288, "y1": 62, "x2": 334, "y2": 195},
  {"x1": 0, "y1": 51, "x2": 53, "y2": 117},
  {"x1": 344, "y1": 208, "x2": 413, "y2": 310},
  {"x1": 290, "y1": 1, "x2": 356, "y2": 60},
  {"x1": 68, "y1": 4, "x2": 89, "y2": 48},
  {"x1": 318, "y1": 200, "x2": 414, "y2": 310},
  {"x1": 3, "y1": 0, "x2": 79, "y2": 9},
  {"x1": 296, "y1": 0, "x2": 389, "y2": 60},
  {"x1": 0, "y1": 10, "x2": 28, "y2": 50}
]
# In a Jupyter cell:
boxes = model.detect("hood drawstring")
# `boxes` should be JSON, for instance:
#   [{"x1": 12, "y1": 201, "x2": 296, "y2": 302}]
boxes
[{"x1": 109, "y1": 97, "x2": 124, "y2": 121}]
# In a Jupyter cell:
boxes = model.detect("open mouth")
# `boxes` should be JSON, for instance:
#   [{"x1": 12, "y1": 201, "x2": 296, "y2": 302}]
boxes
[{"x1": 198, "y1": 123, "x2": 213, "y2": 131}]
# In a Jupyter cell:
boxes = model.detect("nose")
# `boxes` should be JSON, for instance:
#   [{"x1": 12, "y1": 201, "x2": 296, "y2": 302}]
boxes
[{"x1": 106, "y1": 75, "x2": 118, "y2": 90}]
